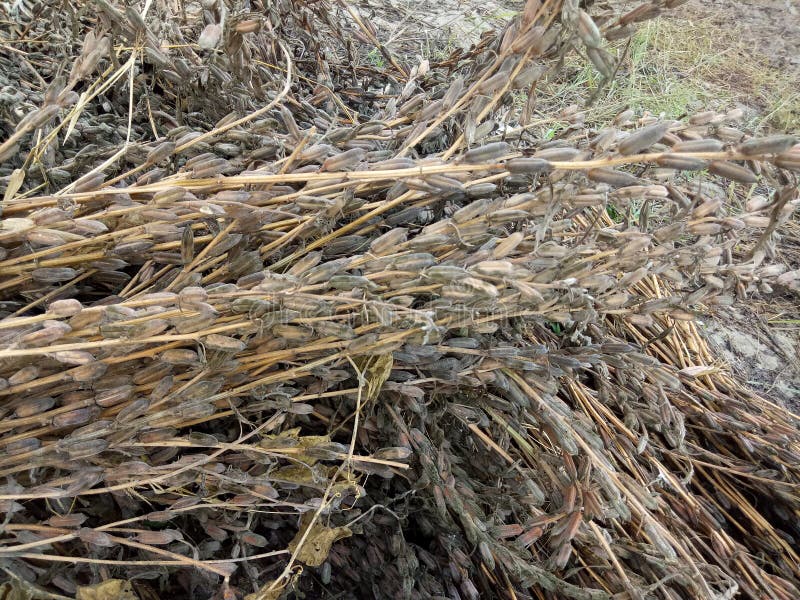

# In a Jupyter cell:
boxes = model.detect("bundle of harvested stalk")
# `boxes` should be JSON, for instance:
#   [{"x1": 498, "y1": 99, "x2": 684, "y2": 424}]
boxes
[{"x1": 0, "y1": 0, "x2": 799, "y2": 599}]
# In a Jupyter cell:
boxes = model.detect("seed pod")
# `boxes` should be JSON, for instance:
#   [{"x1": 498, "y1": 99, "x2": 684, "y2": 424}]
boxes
[
  {"x1": 692, "y1": 199, "x2": 722, "y2": 219},
  {"x1": 587, "y1": 46, "x2": 614, "y2": 78},
  {"x1": 73, "y1": 172, "x2": 105, "y2": 193},
  {"x1": 6, "y1": 438, "x2": 41, "y2": 452},
  {"x1": 53, "y1": 407, "x2": 94, "y2": 428},
  {"x1": 146, "y1": 141, "x2": 176, "y2": 165},
  {"x1": 48, "y1": 298, "x2": 83, "y2": 317},
  {"x1": 198, "y1": 23, "x2": 222, "y2": 49},
  {"x1": 203, "y1": 334, "x2": 246, "y2": 353},
  {"x1": 577, "y1": 10, "x2": 602, "y2": 48},
  {"x1": 741, "y1": 215, "x2": 771, "y2": 228},
  {"x1": 655, "y1": 155, "x2": 708, "y2": 170},
  {"x1": 70, "y1": 362, "x2": 107, "y2": 382},
  {"x1": 389, "y1": 253, "x2": 437, "y2": 271},
  {"x1": 314, "y1": 321, "x2": 356, "y2": 340},
  {"x1": 470, "y1": 260, "x2": 521, "y2": 278},
  {"x1": 708, "y1": 161, "x2": 757, "y2": 184},
  {"x1": 466, "y1": 182, "x2": 498, "y2": 198},
  {"x1": 775, "y1": 152, "x2": 800, "y2": 172},
  {"x1": 135, "y1": 530, "x2": 179, "y2": 545},
  {"x1": 462, "y1": 142, "x2": 511, "y2": 163},
  {"x1": 15, "y1": 104, "x2": 60, "y2": 133},
  {"x1": 302, "y1": 258, "x2": 352, "y2": 284},
  {"x1": 66, "y1": 438, "x2": 108, "y2": 459},
  {"x1": 442, "y1": 77, "x2": 465, "y2": 109},
  {"x1": 241, "y1": 531, "x2": 268, "y2": 547},
  {"x1": 372, "y1": 158, "x2": 416, "y2": 170},
  {"x1": 328, "y1": 275, "x2": 377, "y2": 290},
  {"x1": 322, "y1": 148, "x2": 366, "y2": 171},
  {"x1": 488, "y1": 208, "x2": 529, "y2": 224},
  {"x1": 587, "y1": 168, "x2": 640, "y2": 187},
  {"x1": 153, "y1": 187, "x2": 187, "y2": 205},
  {"x1": 95, "y1": 385, "x2": 134, "y2": 408},
  {"x1": 114, "y1": 240, "x2": 154, "y2": 256},
  {"x1": 14, "y1": 396, "x2": 56, "y2": 418},
  {"x1": 459, "y1": 277, "x2": 499, "y2": 298},
  {"x1": 737, "y1": 135, "x2": 796, "y2": 156},
  {"x1": 149, "y1": 374, "x2": 174, "y2": 401},
  {"x1": 534, "y1": 147, "x2": 580, "y2": 161},
  {"x1": 20, "y1": 324, "x2": 71, "y2": 346},
  {"x1": 191, "y1": 158, "x2": 230, "y2": 178},
  {"x1": 618, "y1": 122, "x2": 671, "y2": 155},
  {"x1": 505, "y1": 157, "x2": 551, "y2": 174},
  {"x1": 178, "y1": 286, "x2": 207, "y2": 306},
  {"x1": 688, "y1": 222, "x2": 722, "y2": 235},
  {"x1": 370, "y1": 228, "x2": 408, "y2": 255},
  {"x1": 453, "y1": 199, "x2": 491, "y2": 223},
  {"x1": 236, "y1": 19, "x2": 261, "y2": 33},
  {"x1": 161, "y1": 348, "x2": 200, "y2": 365},
  {"x1": 9, "y1": 365, "x2": 39, "y2": 385},
  {"x1": 78, "y1": 528, "x2": 115, "y2": 547},
  {"x1": 272, "y1": 324, "x2": 314, "y2": 342},
  {"x1": 47, "y1": 513, "x2": 88, "y2": 528},
  {"x1": 424, "y1": 174, "x2": 464, "y2": 192},
  {"x1": 116, "y1": 398, "x2": 150, "y2": 423},
  {"x1": 32, "y1": 267, "x2": 79, "y2": 283},
  {"x1": 510, "y1": 23, "x2": 545, "y2": 54}
]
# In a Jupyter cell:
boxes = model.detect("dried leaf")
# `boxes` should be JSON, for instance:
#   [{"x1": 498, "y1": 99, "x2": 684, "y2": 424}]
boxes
[
  {"x1": 288, "y1": 513, "x2": 353, "y2": 566},
  {"x1": 75, "y1": 580, "x2": 139, "y2": 600}
]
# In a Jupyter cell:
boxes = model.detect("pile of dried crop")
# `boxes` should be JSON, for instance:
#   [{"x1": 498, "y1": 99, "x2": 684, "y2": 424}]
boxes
[{"x1": 1, "y1": 0, "x2": 799, "y2": 599}]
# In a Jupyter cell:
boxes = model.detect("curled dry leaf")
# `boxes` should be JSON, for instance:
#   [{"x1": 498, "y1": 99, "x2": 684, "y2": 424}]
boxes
[
  {"x1": 75, "y1": 580, "x2": 139, "y2": 600},
  {"x1": 288, "y1": 513, "x2": 353, "y2": 567}
]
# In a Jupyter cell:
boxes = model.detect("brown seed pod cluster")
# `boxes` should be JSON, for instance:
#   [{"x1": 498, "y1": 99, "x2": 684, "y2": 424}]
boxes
[{"x1": 0, "y1": 1, "x2": 799, "y2": 600}]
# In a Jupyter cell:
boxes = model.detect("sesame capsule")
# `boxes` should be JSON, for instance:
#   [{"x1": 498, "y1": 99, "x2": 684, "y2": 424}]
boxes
[
  {"x1": 618, "y1": 122, "x2": 671, "y2": 155},
  {"x1": 672, "y1": 138, "x2": 724, "y2": 153},
  {"x1": 53, "y1": 407, "x2": 95, "y2": 428},
  {"x1": 586, "y1": 168, "x2": 640, "y2": 187},
  {"x1": 135, "y1": 530, "x2": 179, "y2": 545},
  {"x1": 115, "y1": 398, "x2": 150, "y2": 423},
  {"x1": 775, "y1": 151, "x2": 800, "y2": 172},
  {"x1": 9, "y1": 365, "x2": 39, "y2": 385},
  {"x1": 370, "y1": 228, "x2": 409, "y2": 255},
  {"x1": 47, "y1": 298, "x2": 83, "y2": 318},
  {"x1": 462, "y1": 142, "x2": 511, "y2": 163},
  {"x1": 453, "y1": 199, "x2": 491, "y2": 223},
  {"x1": 14, "y1": 396, "x2": 56, "y2": 418},
  {"x1": 655, "y1": 155, "x2": 708, "y2": 170},
  {"x1": 321, "y1": 148, "x2": 366, "y2": 172},
  {"x1": 78, "y1": 528, "x2": 115, "y2": 547},
  {"x1": 95, "y1": 385, "x2": 134, "y2": 408},
  {"x1": 32, "y1": 267, "x2": 79, "y2": 283},
  {"x1": 708, "y1": 161, "x2": 757, "y2": 184},
  {"x1": 65, "y1": 438, "x2": 108, "y2": 459},
  {"x1": 47, "y1": 513, "x2": 88, "y2": 528},
  {"x1": 505, "y1": 157, "x2": 552, "y2": 174},
  {"x1": 737, "y1": 134, "x2": 796, "y2": 156},
  {"x1": 533, "y1": 147, "x2": 581, "y2": 161},
  {"x1": 203, "y1": 334, "x2": 246, "y2": 353}
]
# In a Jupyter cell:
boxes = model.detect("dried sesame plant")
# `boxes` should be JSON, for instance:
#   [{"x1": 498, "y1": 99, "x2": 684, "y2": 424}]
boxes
[{"x1": 0, "y1": 0, "x2": 799, "y2": 598}]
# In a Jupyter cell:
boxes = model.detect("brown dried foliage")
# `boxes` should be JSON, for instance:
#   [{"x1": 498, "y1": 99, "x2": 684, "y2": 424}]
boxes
[{"x1": 0, "y1": 0, "x2": 798, "y2": 599}]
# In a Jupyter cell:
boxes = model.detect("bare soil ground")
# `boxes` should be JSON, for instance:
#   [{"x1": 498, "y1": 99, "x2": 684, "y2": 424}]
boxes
[{"x1": 688, "y1": 0, "x2": 800, "y2": 77}]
